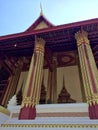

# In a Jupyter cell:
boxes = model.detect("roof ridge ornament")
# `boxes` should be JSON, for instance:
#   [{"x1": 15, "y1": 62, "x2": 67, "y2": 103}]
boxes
[{"x1": 40, "y1": 2, "x2": 43, "y2": 16}]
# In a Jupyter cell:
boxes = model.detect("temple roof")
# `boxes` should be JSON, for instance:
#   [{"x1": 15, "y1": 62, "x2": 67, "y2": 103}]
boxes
[
  {"x1": 0, "y1": 15, "x2": 98, "y2": 67},
  {"x1": 25, "y1": 14, "x2": 54, "y2": 32},
  {"x1": 0, "y1": 17, "x2": 98, "y2": 40}
]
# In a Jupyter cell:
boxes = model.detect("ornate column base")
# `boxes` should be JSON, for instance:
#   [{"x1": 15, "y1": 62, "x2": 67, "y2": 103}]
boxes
[
  {"x1": 19, "y1": 106, "x2": 36, "y2": 120},
  {"x1": 89, "y1": 103, "x2": 98, "y2": 119}
]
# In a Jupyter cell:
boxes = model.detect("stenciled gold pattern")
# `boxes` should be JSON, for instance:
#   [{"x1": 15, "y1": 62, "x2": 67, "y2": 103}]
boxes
[
  {"x1": 75, "y1": 30, "x2": 98, "y2": 107},
  {"x1": 75, "y1": 30, "x2": 89, "y2": 46},
  {"x1": 21, "y1": 97, "x2": 37, "y2": 107},
  {"x1": 87, "y1": 94, "x2": 98, "y2": 106},
  {"x1": 21, "y1": 37, "x2": 45, "y2": 108},
  {"x1": 1, "y1": 123, "x2": 98, "y2": 128}
]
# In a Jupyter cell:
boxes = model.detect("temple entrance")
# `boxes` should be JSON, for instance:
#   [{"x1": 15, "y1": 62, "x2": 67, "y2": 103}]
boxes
[
  {"x1": 16, "y1": 64, "x2": 85, "y2": 105},
  {"x1": 0, "y1": 12, "x2": 98, "y2": 119}
]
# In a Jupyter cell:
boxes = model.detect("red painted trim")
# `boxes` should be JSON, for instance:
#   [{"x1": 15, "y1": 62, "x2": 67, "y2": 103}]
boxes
[
  {"x1": 25, "y1": 15, "x2": 54, "y2": 32},
  {"x1": 0, "y1": 18, "x2": 98, "y2": 41}
]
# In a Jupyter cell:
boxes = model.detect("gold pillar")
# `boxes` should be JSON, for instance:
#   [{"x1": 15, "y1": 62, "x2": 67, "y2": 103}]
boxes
[
  {"x1": 75, "y1": 30, "x2": 98, "y2": 119},
  {"x1": 19, "y1": 37, "x2": 45, "y2": 120},
  {"x1": 77, "y1": 55, "x2": 86, "y2": 102},
  {"x1": 1, "y1": 59, "x2": 23, "y2": 107}
]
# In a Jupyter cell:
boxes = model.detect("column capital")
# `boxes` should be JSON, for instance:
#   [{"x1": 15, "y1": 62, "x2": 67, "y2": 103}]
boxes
[
  {"x1": 75, "y1": 30, "x2": 89, "y2": 46},
  {"x1": 87, "y1": 94, "x2": 98, "y2": 106},
  {"x1": 35, "y1": 37, "x2": 45, "y2": 47},
  {"x1": 34, "y1": 37, "x2": 45, "y2": 54}
]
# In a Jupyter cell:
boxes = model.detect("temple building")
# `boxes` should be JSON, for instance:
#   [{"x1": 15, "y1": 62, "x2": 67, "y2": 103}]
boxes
[{"x1": 0, "y1": 10, "x2": 98, "y2": 129}]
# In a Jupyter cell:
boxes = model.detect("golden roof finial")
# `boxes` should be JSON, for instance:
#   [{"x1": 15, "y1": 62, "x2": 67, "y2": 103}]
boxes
[{"x1": 40, "y1": 2, "x2": 43, "y2": 16}]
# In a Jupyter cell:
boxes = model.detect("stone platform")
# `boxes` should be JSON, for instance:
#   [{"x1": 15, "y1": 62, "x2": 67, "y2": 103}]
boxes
[{"x1": 0, "y1": 103, "x2": 98, "y2": 130}]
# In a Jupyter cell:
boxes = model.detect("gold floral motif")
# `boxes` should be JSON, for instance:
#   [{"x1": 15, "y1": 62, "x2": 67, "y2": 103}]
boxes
[
  {"x1": 75, "y1": 30, "x2": 98, "y2": 107},
  {"x1": 35, "y1": 37, "x2": 45, "y2": 47},
  {"x1": 87, "y1": 94, "x2": 98, "y2": 106},
  {"x1": 21, "y1": 37, "x2": 45, "y2": 109},
  {"x1": 35, "y1": 46, "x2": 44, "y2": 54},
  {"x1": 21, "y1": 96, "x2": 37, "y2": 108},
  {"x1": 75, "y1": 30, "x2": 89, "y2": 46}
]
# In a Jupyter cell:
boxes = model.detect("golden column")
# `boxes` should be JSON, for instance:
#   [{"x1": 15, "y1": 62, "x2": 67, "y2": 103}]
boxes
[
  {"x1": 1, "y1": 58, "x2": 23, "y2": 107},
  {"x1": 19, "y1": 37, "x2": 45, "y2": 120},
  {"x1": 75, "y1": 30, "x2": 98, "y2": 119}
]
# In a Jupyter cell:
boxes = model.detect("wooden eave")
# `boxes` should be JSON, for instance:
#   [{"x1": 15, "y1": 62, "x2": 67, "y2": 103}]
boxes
[
  {"x1": 0, "y1": 18, "x2": 98, "y2": 65},
  {"x1": 0, "y1": 18, "x2": 98, "y2": 41}
]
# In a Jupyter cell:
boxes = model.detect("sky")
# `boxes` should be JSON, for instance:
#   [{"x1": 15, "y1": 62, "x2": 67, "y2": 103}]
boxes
[{"x1": 0, "y1": 0, "x2": 98, "y2": 36}]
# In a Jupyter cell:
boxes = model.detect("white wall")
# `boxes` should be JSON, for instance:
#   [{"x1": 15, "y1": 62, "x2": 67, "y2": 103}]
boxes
[{"x1": 57, "y1": 66, "x2": 83, "y2": 102}]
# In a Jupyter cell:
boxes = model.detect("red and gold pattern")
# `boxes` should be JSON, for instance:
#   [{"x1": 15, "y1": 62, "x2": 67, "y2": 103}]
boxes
[
  {"x1": 75, "y1": 30, "x2": 98, "y2": 119},
  {"x1": 19, "y1": 37, "x2": 45, "y2": 119}
]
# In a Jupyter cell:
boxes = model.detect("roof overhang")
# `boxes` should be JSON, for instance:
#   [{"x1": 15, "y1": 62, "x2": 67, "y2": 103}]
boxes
[{"x1": 0, "y1": 18, "x2": 98, "y2": 61}]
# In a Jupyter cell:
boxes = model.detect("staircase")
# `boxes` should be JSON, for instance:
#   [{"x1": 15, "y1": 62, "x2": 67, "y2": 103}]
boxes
[{"x1": 0, "y1": 103, "x2": 98, "y2": 130}]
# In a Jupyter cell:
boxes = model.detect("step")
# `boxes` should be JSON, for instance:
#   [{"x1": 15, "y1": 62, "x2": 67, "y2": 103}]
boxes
[
  {"x1": 0, "y1": 103, "x2": 98, "y2": 129},
  {"x1": 1, "y1": 117, "x2": 98, "y2": 130}
]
